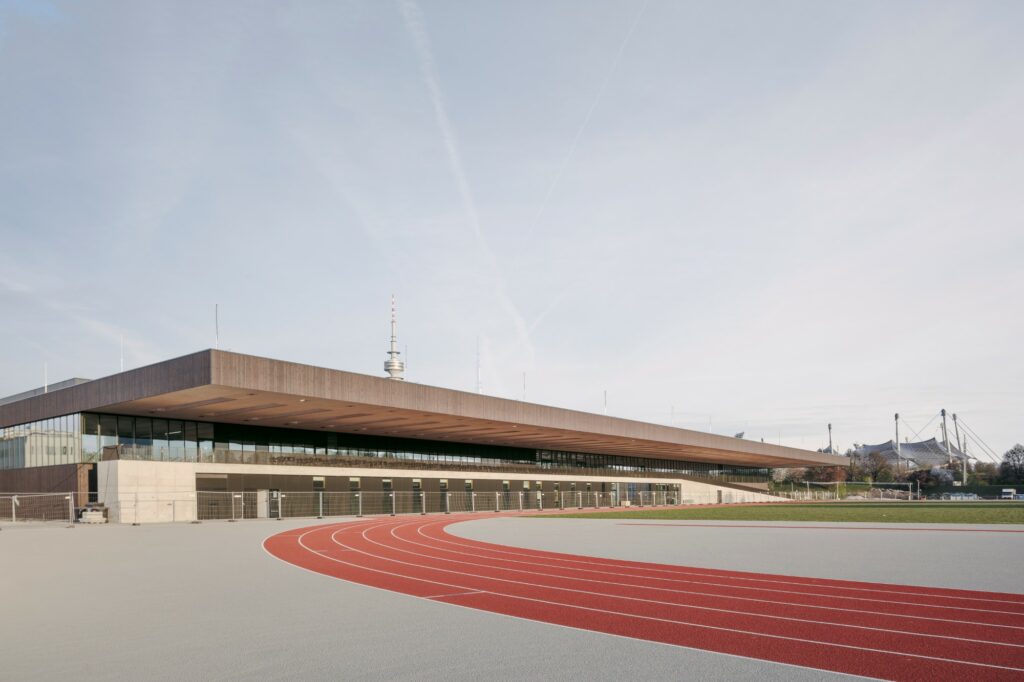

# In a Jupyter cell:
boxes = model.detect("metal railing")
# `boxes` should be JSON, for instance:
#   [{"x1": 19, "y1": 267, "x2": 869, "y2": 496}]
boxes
[
  {"x1": 114, "y1": 488, "x2": 779, "y2": 523},
  {"x1": 103, "y1": 445, "x2": 770, "y2": 485},
  {"x1": 0, "y1": 487, "x2": 783, "y2": 525}
]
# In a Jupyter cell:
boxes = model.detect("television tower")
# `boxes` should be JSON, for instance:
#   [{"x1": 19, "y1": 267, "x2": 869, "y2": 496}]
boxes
[{"x1": 384, "y1": 295, "x2": 405, "y2": 380}]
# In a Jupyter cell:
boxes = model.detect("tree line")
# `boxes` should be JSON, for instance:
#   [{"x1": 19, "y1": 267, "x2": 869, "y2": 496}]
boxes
[{"x1": 779, "y1": 443, "x2": 1024, "y2": 491}]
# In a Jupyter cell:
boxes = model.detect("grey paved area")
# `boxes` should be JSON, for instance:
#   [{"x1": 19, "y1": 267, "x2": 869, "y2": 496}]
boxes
[
  {"x1": 12, "y1": 517, "x2": 1014, "y2": 681},
  {"x1": 451, "y1": 517, "x2": 1024, "y2": 593}
]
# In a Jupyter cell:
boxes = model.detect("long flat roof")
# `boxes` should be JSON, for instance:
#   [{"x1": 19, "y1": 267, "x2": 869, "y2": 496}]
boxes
[{"x1": 0, "y1": 350, "x2": 846, "y2": 469}]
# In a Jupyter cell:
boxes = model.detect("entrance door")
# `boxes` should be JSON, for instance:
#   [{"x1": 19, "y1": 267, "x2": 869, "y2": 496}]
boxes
[{"x1": 269, "y1": 489, "x2": 281, "y2": 518}]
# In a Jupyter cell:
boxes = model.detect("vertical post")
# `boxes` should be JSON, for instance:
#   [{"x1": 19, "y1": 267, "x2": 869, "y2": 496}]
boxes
[
  {"x1": 518, "y1": 491, "x2": 523, "y2": 512},
  {"x1": 470, "y1": 492, "x2": 476, "y2": 513},
  {"x1": 318, "y1": 491, "x2": 323, "y2": 519},
  {"x1": 495, "y1": 491, "x2": 499, "y2": 513},
  {"x1": 953, "y1": 413, "x2": 966, "y2": 486},
  {"x1": 68, "y1": 493, "x2": 75, "y2": 525},
  {"x1": 577, "y1": 491, "x2": 582, "y2": 509},
  {"x1": 357, "y1": 492, "x2": 362, "y2": 518},
  {"x1": 895, "y1": 413, "x2": 901, "y2": 474},
  {"x1": 390, "y1": 492, "x2": 395, "y2": 516},
  {"x1": 538, "y1": 491, "x2": 543, "y2": 512},
  {"x1": 828, "y1": 423, "x2": 833, "y2": 455},
  {"x1": 445, "y1": 492, "x2": 450, "y2": 514},
  {"x1": 941, "y1": 409, "x2": 952, "y2": 466},
  {"x1": 278, "y1": 494, "x2": 284, "y2": 520},
  {"x1": 421, "y1": 491, "x2": 426, "y2": 515}
]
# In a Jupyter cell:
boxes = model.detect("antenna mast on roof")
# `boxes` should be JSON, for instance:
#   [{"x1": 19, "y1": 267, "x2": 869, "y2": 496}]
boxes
[{"x1": 384, "y1": 295, "x2": 405, "y2": 380}]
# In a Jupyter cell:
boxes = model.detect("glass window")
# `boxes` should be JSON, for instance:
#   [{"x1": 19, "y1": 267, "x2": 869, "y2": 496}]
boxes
[
  {"x1": 168, "y1": 420, "x2": 185, "y2": 461},
  {"x1": 117, "y1": 416, "x2": 135, "y2": 447},
  {"x1": 151, "y1": 419, "x2": 168, "y2": 460},
  {"x1": 197, "y1": 422, "x2": 214, "y2": 460},
  {"x1": 135, "y1": 418, "x2": 153, "y2": 448},
  {"x1": 183, "y1": 421, "x2": 198, "y2": 460}
]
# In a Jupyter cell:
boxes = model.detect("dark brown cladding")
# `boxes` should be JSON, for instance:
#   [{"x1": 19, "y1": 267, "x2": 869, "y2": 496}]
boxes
[
  {"x1": 0, "y1": 350, "x2": 212, "y2": 428},
  {"x1": 0, "y1": 349, "x2": 847, "y2": 469}
]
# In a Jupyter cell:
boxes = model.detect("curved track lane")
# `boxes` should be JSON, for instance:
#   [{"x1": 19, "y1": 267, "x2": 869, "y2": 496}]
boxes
[{"x1": 264, "y1": 515, "x2": 1024, "y2": 681}]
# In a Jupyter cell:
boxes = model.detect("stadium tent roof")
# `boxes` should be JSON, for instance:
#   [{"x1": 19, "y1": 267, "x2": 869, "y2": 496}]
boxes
[{"x1": 854, "y1": 438, "x2": 969, "y2": 468}]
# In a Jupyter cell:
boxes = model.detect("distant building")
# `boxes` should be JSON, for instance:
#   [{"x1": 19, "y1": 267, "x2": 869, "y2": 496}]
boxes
[{"x1": 854, "y1": 438, "x2": 968, "y2": 471}]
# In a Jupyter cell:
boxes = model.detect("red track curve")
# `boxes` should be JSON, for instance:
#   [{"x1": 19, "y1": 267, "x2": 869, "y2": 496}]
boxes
[{"x1": 263, "y1": 515, "x2": 1024, "y2": 681}]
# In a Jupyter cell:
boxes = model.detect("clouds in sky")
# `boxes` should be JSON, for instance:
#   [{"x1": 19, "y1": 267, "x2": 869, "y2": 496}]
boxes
[{"x1": 0, "y1": 0, "x2": 1021, "y2": 454}]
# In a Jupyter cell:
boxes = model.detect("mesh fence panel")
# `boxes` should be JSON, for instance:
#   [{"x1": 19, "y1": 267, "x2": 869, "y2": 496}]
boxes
[{"x1": 0, "y1": 493, "x2": 73, "y2": 523}]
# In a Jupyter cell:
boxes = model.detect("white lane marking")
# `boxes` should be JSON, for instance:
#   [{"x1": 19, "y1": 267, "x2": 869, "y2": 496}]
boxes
[
  {"x1": 375, "y1": 520, "x2": 1024, "y2": 650},
  {"x1": 424, "y1": 590, "x2": 485, "y2": 600},
  {"x1": 426, "y1": 520, "x2": 1024, "y2": 608},
  {"x1": 411, "y1": 520, "x2": 1024, "y2": 623},
  {"x1": 261, "y1": 523, "x2": 879, "y2": 682},
  {"x1": 312, "y1": 518, "x2": 1024, "y2": 674}
]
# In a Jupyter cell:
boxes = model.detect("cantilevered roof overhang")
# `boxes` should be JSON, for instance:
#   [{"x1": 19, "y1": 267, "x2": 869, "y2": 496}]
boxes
[{"x1": 0, "y1": 350, "x2": 847, "y2": 469}]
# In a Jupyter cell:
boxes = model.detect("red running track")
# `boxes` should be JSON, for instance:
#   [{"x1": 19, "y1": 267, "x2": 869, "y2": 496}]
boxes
[{"x1": 263, "y1": 514, "x2": 1024, "y2": 681}]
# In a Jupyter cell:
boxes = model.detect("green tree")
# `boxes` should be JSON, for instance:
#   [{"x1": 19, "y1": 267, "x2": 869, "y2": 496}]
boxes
[
  {"x1": 971, "y1": 461, "x2": 998, "y2": 485},
  {"x1": 1000, "y1": 444, "x2": 1024, "y2": 483}
]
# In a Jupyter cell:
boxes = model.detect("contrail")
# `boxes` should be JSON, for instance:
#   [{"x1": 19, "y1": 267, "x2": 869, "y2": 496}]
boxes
[
  {"x1": 398, "y1": 0, "x2": 484, "y2": 246},
  {"x1": 399, "y1": 0, "x2": 535, "y2": 380},
  {"x1": 533, "y1": 0, "x2": 649, "y2": 225}
]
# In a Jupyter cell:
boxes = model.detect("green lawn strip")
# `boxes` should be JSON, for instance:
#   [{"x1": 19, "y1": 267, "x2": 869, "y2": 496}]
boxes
[{"x1": 537, "y1": 502, "x2": 1024, "y2": 524}]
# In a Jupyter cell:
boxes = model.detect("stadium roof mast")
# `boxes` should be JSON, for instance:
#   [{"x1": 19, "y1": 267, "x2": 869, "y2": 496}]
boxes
[
  {"x1": 895, "y1": 413, "x2": 901, "y2": 474},
  {"x1": 941, "y1": 409, "x2": 952, "y2": 466},
  {"x1": 384, "y1": 295, "x2": 405, "y2": 381},
  {"x1": 953, "y1": 412, "x2": 967, "y2": 485}
]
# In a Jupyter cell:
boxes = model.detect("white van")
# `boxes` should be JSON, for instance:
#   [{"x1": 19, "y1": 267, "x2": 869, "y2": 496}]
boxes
[{"x1": 1001, "y1": 488, "x2": 1017, "y2": 500}]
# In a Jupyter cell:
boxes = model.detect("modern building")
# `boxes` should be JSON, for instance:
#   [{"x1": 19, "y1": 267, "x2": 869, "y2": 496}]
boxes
[{"x1": 0, "y1": 349, "x2": 845, "y2": 522}]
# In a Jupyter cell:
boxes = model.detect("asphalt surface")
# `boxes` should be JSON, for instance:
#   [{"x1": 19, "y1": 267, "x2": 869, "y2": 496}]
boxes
[{"x1": 5, "y1": 514, "x2": 1021, "y2": 680}]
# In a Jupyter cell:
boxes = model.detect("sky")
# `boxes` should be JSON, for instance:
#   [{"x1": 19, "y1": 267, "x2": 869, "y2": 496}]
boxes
[{"x1": 1, "y1": 0, "x2": 1022, "y2": 458}]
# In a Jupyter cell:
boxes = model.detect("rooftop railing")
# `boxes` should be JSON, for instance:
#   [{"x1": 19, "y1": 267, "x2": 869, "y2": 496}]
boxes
[{"x1": 101, "y1": 444, "x2": 769, "y2": 485}]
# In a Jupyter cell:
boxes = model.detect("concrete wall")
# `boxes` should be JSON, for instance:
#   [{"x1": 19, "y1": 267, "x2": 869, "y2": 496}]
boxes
[{"x1": 98, "y1": 460, "x2": 198, "y2": 523}]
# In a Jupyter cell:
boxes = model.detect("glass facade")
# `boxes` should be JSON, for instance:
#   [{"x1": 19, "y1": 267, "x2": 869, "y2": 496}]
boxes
[
  {"x1": 0, "y1": 412, "x2": 770, "y2": 483},
  {"x1": 0, "y1": 415, "x2": 83, "y2": 469}
]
